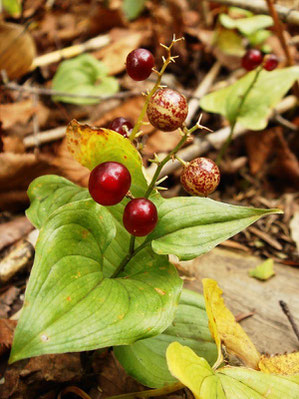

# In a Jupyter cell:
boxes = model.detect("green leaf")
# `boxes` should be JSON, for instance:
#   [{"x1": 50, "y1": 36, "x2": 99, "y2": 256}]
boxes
[
  {"x1": 249, "y1": 258, "x2": 275, "y2": 281},
  {"x1": 3, "y1": 0, "x2": 22, "y2": 17},
  {"x1": 219, "y1": 13, "x2": 273, "y2": 36},
  {"x1": 123, "y1": 0, "x2": 146, "y2": 20},
  {"x1": 26, "y1": 175, "x2": 89, "y2": 229},
  {"x1": 10, "y1": 200, "x2": 182, "y2": 363},
  {"x1": 247, "y1": 29, "x2": 271, "y2": 46},
  {"x1": 166, "y1": 343, "x2": 299, "y2": 399},
  {"x1": 213, "y1": 29, "x2": 245, "y2": 57},
  {"x1": 66, "y1": 120, "x2": 148, "y2": 197},
  {"x1": 200, "y1": 67, "x2": 299, "y2": 130},
  {"x1": 114, "y1": 289, "x2": 217, "y2": 388},
  {"x1": 52, "y1": 54, "x2": 119, "y2": 104},
  {"x1": 145, "y1": 197, "x2": 282, "y2": 261}
]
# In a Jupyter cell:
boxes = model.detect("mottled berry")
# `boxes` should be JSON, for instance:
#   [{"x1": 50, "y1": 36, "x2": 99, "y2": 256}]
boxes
[
  {"x1": 126, "y1": 48, "x2": 155, "y2": 81},
  {"x1": 146, "y1": 88, "x2": 188, "y2": 131},
  {"x1": 263, "y1": 54, "x2": 278, "y2": 71},
  {"x1": 89, "y1": 162, "x2": 131, "y2": 206},
  {"x1": 108, "y1": 117, "x2": 133, "y2": 137},
  {"x1": 123, "y1": 198, "x2": 158, "y2": 236},
  {"x1": 241, "y1": 49, "x2": 263, "y2": 71},
  {"x1": 180, "y1": 157, "x2": 220, "y2": 197}
]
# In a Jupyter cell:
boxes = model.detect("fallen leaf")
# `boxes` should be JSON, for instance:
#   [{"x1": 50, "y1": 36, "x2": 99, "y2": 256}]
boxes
[
  {"x1": 203, "y1": 278, "x2": 261, "y2": 369},
  {"x1": 0, "y1": 287, "x2": 20, "y2": 319},
  {"x1": 290, "y1": 211, "x2": 299, "y2": 253},
  {"x1": 143, "y1": 130, "x2": 182, "y2": 155},
  {"x1": 259, "y1": 353, "x2": 299, "y2": 375},
  {"x1": 0, "y1": 319, "x2": 17, "y2": 357},
  {"x1": 0, "y1": 216, "x2": 33, "y2": 252},
  {"x1": 249, "y1": 258, "x2": 275, "y2": 281}
]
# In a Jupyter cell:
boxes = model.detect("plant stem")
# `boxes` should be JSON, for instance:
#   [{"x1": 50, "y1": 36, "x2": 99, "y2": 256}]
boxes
[
  {"x1": 144, "y1": 129, "x2": 189, "y2": 198},
  {"x1": 216, "y1": 66, "x2": 262, "y2": 164},
  {"x1": 106, "y1": 382, "x2": 185, "y2": 399},
  {"x1": 110, "y1": 241, "x2": 148, "y2": 278},
  {"x1": 129, "y1": 38, "x2": 182, "y2": 142}
]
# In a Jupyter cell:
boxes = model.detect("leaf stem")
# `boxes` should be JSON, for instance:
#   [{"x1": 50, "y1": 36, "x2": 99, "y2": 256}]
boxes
[
  {"x1": 216, "y1": 66, "x2": 262, "y2": 164},
  {"x1": 106, "y1": 382, "x2": 185, "y2": 399},
  {"x1": 129, "y1": 37, "x2": 184, "y2": 142},
  {"x1": 110, "y1": 240, "x2": 148, "y2": 278}
]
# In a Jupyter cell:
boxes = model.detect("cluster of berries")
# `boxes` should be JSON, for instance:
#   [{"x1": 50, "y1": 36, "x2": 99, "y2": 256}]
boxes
[
  {"x1": 241, "y1": 49, "x2": 279, "y2": 72},
  {"x1": 88, "y1": 47, "x2": 220, "y2": 237}
]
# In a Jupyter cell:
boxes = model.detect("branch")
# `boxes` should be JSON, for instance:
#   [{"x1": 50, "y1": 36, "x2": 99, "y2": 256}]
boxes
[{"x1": 205, "y1": 0, "x2": 299, "y2": 26}]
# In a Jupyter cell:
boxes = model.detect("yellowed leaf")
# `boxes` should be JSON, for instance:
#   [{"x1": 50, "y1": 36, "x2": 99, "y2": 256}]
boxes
[
  {"x1": 203, "y1": 278, "x2": 261, "y2": 369},
  {"x1": 259, "y1": 353, "x2": 299, "y2": 375}
]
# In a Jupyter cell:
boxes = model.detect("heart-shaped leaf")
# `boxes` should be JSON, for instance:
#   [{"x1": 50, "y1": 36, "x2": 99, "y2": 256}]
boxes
[
  {"x1": 200, "y1": 67, "x2": 299, "y2": 130},
  {"x1": 66, "y1": 120, "x2": 148, "y2": 197},
  {"x1": 146, "y1": 197, "x2": 282, "y2": 260},
  {"x1": 166, "y1": 342, "x2": 299, "y2": 399},
  {"x1": 10, "y1": 200, "x2": 182, "y2": 363},
  {"x1": 114, "y1": 289, "x2": 217, "y2": 388},
  {"x1": 52, "y1": 54, "x2": 119, "y2": 104}
]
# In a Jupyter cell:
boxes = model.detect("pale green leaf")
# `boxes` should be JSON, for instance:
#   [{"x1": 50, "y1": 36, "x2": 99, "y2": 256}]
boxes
[
  {"x1": 146, "y1": 197, "x2": 282, "y2": 260},
  {"x1": 10, "y1": 200, "x2": 182, "y2": 363},
  {"x1": 123, "y1": 0, "x2": 146, "y2": 20},
  {"x1": 247, "y1": 29, "x2": 271, "y2": 46},
  {"x1": 114, "y1": 289, "x2": 217, "y2": 388},
  {"x1": 200, "y1": 67, "x2": 299, "y2": 130},
  {"x1": 249, "y1": 258, "x2": 275, "y2": 280},
  {"x1": 52, "y1": 54, "x2": 119, "y2": 104},
  {"x1": 3, "y1": 0, "x2": 22, "y2": 17},
  {"x1": 219, "y1": 13, "x2": 273, "y2": 35},
  {"x1": 214, "y1": 29, "x2": 244, "y2": 57}
]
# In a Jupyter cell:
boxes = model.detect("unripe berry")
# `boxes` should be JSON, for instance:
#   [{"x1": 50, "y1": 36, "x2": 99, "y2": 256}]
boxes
[
  {"x1": 123, "y1": 198, "x2": 158, "y2": 236},
  {"x1": 108, "y1": 117, "x2": 133, "y2": 138},
  {"x1": 241, "y1": 49, "x2": 263, "y2": 71},
  {"x1": 180, "y1": 157, "x2": 220, "y2": 197},
  {"x1": 263, "y1": 54, "x2": 278, "y2": 71},
  {"x1": 89, "y1": 162, "x2": 131, "y2": 206},
  {"x1": 126, "y1": 48, "x2": 155, "y2": 81},
  {"x1": 147, "y1": 88, "x2": 188, "y2": 131}
]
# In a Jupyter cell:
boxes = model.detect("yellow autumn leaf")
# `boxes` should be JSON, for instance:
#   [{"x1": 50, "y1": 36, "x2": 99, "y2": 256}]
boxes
[
  {"x1": 66, "y1": 119, "x2": 148, "y2": 197},
  {"x1": 203, "y1": 278, "x2": 261, "y2": 369},
  {"x1": 259, "y1": 352, "x2": 299, "y2": 375}
]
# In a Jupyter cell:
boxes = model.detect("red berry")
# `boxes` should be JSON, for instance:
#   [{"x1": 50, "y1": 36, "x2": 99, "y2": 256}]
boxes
[
  {"x1": 126, "y1": 48, "x2": 155, "y2": 81},
  {"x1": 180, "y1": 157, "x2": 220, "y2": 197},
  {"x1": 89, "y1": 162, "x2": 131, "y2": 206},
  {"x1": 108, "y1": 117, "x2": 133, "y2": 137},
  {"x1": 146, "y1": 88, "x2": 188, "y2": 131},
  {"x1": 241, "y1": 49, "x2": 263, "y2": 71},
  {"x1": 263, "y1": 54, "x2": 278, "y2": 71},
  {"x1": 123, "y1": 198, "x2": 158, "y2": 236}
]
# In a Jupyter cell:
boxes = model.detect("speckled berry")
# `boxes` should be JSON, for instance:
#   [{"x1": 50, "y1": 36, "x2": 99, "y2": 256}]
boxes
[
  {"x1": 146, "y1": 88, "x2": 188, "y2": 131},
  {"x1": 126, "y1": 48, "x2": 155, "y2": 81},
  {"x1": 123, "y1": 198, "x2": 158, "y2": 236},
  {"x1": 263, "y1": 54, "x2": 278, "y2": 71},
  {"x1": 108, "y1": 117, "x2": 133, "y2": 137},
  {"x1": 89, "y1": 162, "x2": 131, "y2": 206},
  {"x1": 180, "y1": 157, "x2": 220, "y2": 197},
  {"x1": 241, "y1": 49, "x2": 263, "y2": 71}
]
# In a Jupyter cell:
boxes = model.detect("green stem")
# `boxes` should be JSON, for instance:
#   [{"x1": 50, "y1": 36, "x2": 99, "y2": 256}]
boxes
[
  {"x1": 106, "y1": 382, "x2": 184, "y2": 399},
  {"x1": 217, "y1": 66, "x2": 262, "y2": 164},
  {"x1": 110, "y1": 241, "x2": 148, "y2": 278}
]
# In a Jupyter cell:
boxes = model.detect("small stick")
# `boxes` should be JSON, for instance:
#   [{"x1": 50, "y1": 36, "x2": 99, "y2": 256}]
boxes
[{"x1": 279, "y1": 300, "x2": 299, "y2": 343}]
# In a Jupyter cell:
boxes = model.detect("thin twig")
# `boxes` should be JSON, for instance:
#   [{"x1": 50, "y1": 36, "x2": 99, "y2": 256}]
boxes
[
  {"x1": 106, "y1": 382, "x2": 184, "y2": 399},
  {"x1": 205, "y1": 0, "x2": 299, "y2": 25},
  {"x1": 279, "y1": 300, "x2": 299, "y2": 343}
]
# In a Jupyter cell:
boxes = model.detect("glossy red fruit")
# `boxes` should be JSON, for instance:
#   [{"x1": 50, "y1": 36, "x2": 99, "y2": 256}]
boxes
[
  {"x1": 180, "y1": 157, "x2": 220, "y2": 197},
  {"x1": 89, "y1": 162, "x2": 131, "y2": 206},
  {"x1": 108, "y1": 117, "x2": 133, "y2": 137},
  {"x1": 126, "y1": 48, "x2": 155, "y2": 81},
  {"x1": 146, "y1": 88, "x2": 188, "y2": 131},
  {"x1": 263, "y1": 54, "x2": 278, "y2": 71},
  {"x1": 241, "y1": 49, "x2": 263, "y2": 71},
  {"x1": 123, "y1": 198, "x2": 158, "y2": 236}
]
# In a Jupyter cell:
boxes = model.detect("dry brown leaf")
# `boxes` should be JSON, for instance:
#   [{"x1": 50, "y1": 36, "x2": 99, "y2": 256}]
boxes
[
  {"x1": 259, "y1": 353, "x2": 299, "y2": 375},
  {"x1": 0, "y1": 216, "x2": 33, "y2": 252},
  {"x1": 0, "y1": 287, "x2": 20, "y2": 319},
  {"x1": 0, "y1": 319, "x2": 17, "y2": 357},
  {"x1": 143, "y1": 129, "x2": 182, "y2": 155}
]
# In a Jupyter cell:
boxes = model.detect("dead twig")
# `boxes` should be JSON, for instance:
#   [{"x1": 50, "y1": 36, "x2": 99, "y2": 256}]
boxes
[{"x1": 279, "y1": 300, "x2": 299, "y2": 343}]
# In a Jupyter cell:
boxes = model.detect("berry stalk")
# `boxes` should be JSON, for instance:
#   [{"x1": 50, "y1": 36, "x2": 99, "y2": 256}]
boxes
[{"x1": 129, "y1": 36, "x2": 184, "y2": 142}]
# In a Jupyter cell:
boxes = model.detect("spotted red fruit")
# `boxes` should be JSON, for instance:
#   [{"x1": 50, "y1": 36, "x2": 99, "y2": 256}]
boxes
[
  {"x1": 126, "y1": 48, "x2": 155, "y2": 81},
  {"x1": 89, "y1": 162, "x2": 131, "y2": 206},
  {"x1": 123, "y1": 198, "x2": 158, "y2": 236},
  {"x1": 146, "y1": 88, "x2": 188, "y2": 131},
  {"x1": 263, "y1": 54, "x2": 278, "y2": 71},
  {"x1": 180, "y1": 157, "x2": 220, "y2": 197},
  {"x1": 108, "y1": 117, "x2": 133, "y2": 137},
  {"x1": 241, "y1": 49, "x2": 263, "y2": 71}
]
